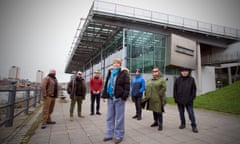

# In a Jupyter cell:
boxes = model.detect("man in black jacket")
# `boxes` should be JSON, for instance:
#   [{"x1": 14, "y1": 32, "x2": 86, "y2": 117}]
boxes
[
  {"x1": 173, "y1": 67, "x2": 198, "y2": 133},
  {"x1": 67, "y1": 71, "x2": 86, "y2": 121}
]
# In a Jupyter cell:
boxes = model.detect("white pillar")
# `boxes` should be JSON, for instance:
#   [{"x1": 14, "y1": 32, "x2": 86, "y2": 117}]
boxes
[
  {"x1": 197, "y1": 42, "x2": 202, "y2": 95},
  {"x1": 122, "y1": 28, "x2": 127, "y2": 67},
  {"x1": 228, "y1": 67, "x2": 232, "y2": 84}
]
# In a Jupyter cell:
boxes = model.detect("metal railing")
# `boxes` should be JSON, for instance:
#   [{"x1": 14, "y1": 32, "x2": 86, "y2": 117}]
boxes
[
  {"x1": 93, "y1": 0, "x2": 240, "y2": 40},
  {"x1": 0, "y1": 82, "x2": 42, "y2": 127}
]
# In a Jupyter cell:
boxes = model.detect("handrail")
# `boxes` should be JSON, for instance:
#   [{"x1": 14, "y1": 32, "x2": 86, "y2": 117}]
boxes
[
  {"x1": 0, "y1": 82, "x2": 42, "y2": 127},
  {"x1": 93, "y1": 0, "x2": 240, "y2": 39}
]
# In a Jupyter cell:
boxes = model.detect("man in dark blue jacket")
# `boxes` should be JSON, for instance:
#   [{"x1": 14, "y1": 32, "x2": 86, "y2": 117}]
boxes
[
  {"x1": 173, "y1": 67, "x2": 198, "y2": 133},
  {"x1": 131, "y1": 68, "x2": 145, "y2": 120}
]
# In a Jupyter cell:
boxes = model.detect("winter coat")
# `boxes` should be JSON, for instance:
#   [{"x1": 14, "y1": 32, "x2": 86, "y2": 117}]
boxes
[
  {"x1": 90, "y1": 77, "x2": 103, "y2": 91},
  {"x1": 101, "y1": 67, "x2": 130, "y2": 101},
  {"x1": 42, "y1": 75, "x2": 58, "y2": 98},
  {"x1": 142, "y1": 76, "x2": 166, "y2": 112},
  {"x1": 67, "y1": 77, "x2": 86, "y2": 99},
  {"x1": 131, "y1": 75, "x2": 145, "y2": 97},
  {"x1": 173, "y1": 75, "x2": 196, "y2": 104}
]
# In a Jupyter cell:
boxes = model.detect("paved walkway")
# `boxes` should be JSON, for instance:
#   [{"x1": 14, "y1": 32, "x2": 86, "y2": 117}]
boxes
[{"x1": 26, "y1": 95, "x2": 240, "y2": 144}]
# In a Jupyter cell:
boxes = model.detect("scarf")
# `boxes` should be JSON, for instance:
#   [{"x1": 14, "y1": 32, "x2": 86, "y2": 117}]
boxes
[{"x1": 107, "y1": 68, "x2": 120, "y2": 98}]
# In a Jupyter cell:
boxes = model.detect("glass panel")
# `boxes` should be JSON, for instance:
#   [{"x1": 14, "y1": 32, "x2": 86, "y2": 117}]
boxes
[
  {"x1": 125, "y1": 29, "x2": 177, "y2": 74},
  {"x1": 103, "y1": 30, "x2": 123, "y2": 58}
]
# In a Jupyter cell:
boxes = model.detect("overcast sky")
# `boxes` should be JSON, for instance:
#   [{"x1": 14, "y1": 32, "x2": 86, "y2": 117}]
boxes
[{"x1": 0, "y1": 0, "x2": 239, "y2": 82}]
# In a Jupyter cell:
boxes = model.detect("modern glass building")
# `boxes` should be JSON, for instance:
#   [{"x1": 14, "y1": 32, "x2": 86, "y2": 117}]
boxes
[{"x1": 65, "y1": 0, "x2": 240, "y2": 96}]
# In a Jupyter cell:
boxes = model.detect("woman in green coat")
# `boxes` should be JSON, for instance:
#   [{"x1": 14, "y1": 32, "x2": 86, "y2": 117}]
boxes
[{"x1": 142, "y1": 67, "x2": 166, "y2": 131}]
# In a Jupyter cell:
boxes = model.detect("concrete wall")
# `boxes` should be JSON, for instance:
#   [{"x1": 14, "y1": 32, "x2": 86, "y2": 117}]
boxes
[
  {"x1": 192, "y1": 66, "x2": 216, "y2": 95},
  {"x1": 202, "y1": 42, "x2": 240, "y2": 64}
]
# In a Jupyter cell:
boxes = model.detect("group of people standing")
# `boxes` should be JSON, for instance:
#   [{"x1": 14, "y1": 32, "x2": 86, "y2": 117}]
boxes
[
  {"x1": 40, "y1": 58, "x2": 198, "y2": 144},
  {"x1": 130, "y1": 66, "x2": 198, "y2": 133},
  {"x1": 40, "y1": 69, "x2": 104, "y2": 128}
]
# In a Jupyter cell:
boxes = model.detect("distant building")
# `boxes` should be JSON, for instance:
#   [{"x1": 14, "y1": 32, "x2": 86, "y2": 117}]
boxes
[
  {"x1": 8, "y1": 66, "x2": 20, "y2": 80},
  {"x1": 36, "y1": 70, "x2": 44, "y2": 83}
]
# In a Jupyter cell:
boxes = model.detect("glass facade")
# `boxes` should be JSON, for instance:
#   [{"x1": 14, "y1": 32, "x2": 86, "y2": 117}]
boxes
[
  {"x1": 125, "y1": 29, "x2": 166, "y2": 73},
  {"x1": 85, "y1": 28, "x2": 178, "y2": 79}
]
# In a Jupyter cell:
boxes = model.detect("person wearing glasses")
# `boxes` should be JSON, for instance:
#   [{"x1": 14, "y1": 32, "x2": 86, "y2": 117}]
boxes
[
  {"x1": 142, "y1": 67, "x2": 166, "y2": 131},
  {"x1": 67, "y1": 71, "x2": 87, "y2": 121}
]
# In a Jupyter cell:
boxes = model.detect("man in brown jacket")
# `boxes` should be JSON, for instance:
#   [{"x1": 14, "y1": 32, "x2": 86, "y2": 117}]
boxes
[
  {"x1": 67, "y1": 71, "x2": 86, "y2": 121},
  {"x1": 41, "y1": 69, "x2": 58, "y2": 129}
]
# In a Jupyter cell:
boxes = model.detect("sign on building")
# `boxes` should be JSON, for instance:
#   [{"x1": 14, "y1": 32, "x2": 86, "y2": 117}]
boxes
[{"x1": 166, "y1": 33, "x2": 197, "y2": 69}]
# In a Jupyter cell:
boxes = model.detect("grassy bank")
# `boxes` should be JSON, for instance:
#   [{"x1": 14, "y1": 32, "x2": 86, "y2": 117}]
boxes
[{"x1": 167, "y1": 81, "x2": 240, "y2": 115}]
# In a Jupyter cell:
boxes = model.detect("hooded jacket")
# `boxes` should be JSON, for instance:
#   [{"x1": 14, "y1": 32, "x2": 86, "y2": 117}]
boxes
[
  {"x1": 131, "y1": 74, "x2": 145, "y2": 97},
  {"x1": 101, "y1": 67, "x2": 130, "y2": 101},
  {"x1": 173, "y1": 74, "x2": 196, "y2": 104},
  {"x1": 142, "y1": 76, "x2": 166, "y2": 112}
]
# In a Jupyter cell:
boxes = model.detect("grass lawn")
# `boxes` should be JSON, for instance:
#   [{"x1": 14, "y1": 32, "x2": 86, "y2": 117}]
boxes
[{"x1": 167, "y1": 81, "x2": 240, "y2": 115}]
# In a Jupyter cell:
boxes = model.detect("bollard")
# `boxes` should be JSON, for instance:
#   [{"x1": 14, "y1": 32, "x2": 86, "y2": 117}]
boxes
[
  {"x1": 25, "y1": 84, "x2": 31, "y2": 114},
  {"x1": 5, "y1": 81, "x2": 17, "y2": 127},
  {"x1": 39, "y1": 88, "x2": 42, "y2": 103},
  {"x1": 33, "y1": 86, "x2": 37, "y2": 107}
]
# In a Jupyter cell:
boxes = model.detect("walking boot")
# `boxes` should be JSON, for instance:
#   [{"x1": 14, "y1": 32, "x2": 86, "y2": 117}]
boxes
[
  {"x1": 41, "y1": 123, "x2": 47, "y2": 129},
  {"x1": 150, "y1": 121, "x2": 158, "y2": 127},
  {"x1": 132, "y1": 115, "x2": 137, "y2": 119},
  {"x1": 179, "y1": 124, "x2": 186, "y2": 129},
  {"x1": 158, "y1": 125, "x2": 163, "y2": 131},
  {"x1": 192, "y1": 127, "x2": 199, "y2": 133}
]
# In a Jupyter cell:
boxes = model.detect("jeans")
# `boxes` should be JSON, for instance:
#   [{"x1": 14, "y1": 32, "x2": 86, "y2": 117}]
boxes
[
  {"x1": 177, "y1": 103, "x2": 197, "y2": 128},
  {"x1": 105, "y1": 98, "x2": 125, "y2": 140},
  {"x1": 70, "y1": 96, "x2": 84, "y2": 117},
  {"x1": 132, "y1": 96, "x2": 142, "y2": 119},
  {"x1": 90, "y1": 92, "x2": 101, "y2": 114}
]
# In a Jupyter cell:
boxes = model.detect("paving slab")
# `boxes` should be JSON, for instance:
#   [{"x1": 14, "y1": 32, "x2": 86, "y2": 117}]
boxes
[{"x1": 4, "y1": 94, "x2": 240, "y2": 144}]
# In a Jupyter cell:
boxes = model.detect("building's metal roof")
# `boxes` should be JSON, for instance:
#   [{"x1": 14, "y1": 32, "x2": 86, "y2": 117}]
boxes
[{"x1": 65, "y1": 0, "x2": 240, "y2": 74}]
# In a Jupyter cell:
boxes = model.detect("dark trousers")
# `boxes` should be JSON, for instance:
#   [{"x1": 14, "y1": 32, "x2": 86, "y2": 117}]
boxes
[
  {"x1": 90, "y1": 92, "x2": 101, "y2": 114},
  {"x1": 177, "y1": 103, "x2": 197, "y2": 128},
  {"x1": 153, "y1": 112, "x2": 163, "y2": 126},
  {"x1": 132, "y1": 96, "x2": 142, "y2": 119}
]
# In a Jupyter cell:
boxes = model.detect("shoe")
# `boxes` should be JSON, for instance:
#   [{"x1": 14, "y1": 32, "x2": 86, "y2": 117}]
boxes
[
  {"x1": 158, "y1": 125, "x2": 163, "y2": 131},
  {"x1": 70, "y1": 116, "x2": 74, "y2": 121},
  {"x1": 96, "y1": 112, "x2": 101, "y2": 115},
  {"x1": 47, "y1": 121, "x2": 56, "y2": 124},
  {"x1": 114, "y1": 139, "x2": 122, "y2": 144},
  {"x1": 179, "y1": 125, "x2": 186, "y2": 129},
  {"x1": 90, "y1": 113, "x2": 94, "y2": 116},
  {"x1": 192, "y1": 127, "x2": 199, "y2": 133},
  {"x1": 150, "y1": 122, "x2": 158, "y2": 127},
  {"x1": 78, "y1": 115, "x2": 85, "y2": 118},
  {"x1": 137, "y1": 117, "x2": 142, "y2": 120},
  {"x1": 132, "y1": 115, "x2": 137, "y2": 119},
  {"x1": 41, "y1": 124, "x2": 47, "y2": 129},
  {"x1": 103, "y1": 137, "x2": 112, "y2": 142}
]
